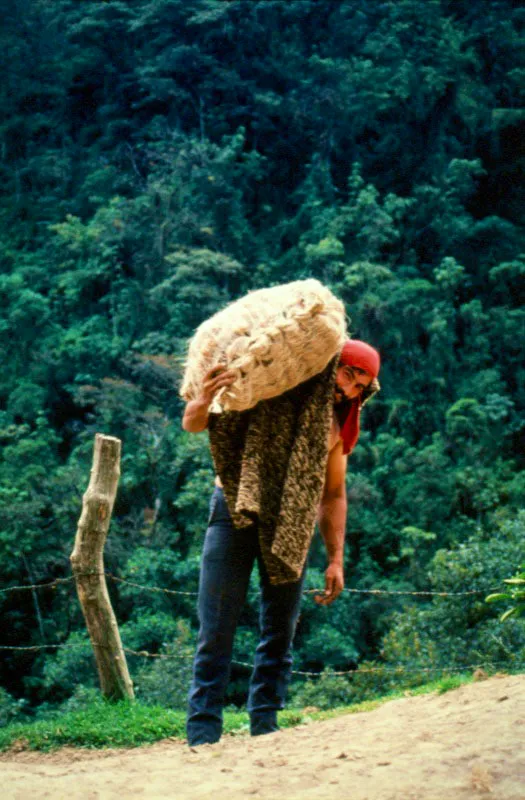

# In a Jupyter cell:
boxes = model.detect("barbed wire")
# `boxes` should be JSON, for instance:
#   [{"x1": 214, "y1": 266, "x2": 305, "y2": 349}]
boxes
[
  {"x1": 0, "y1": 642, "x2": 98, "y2": 653},
  {"x1": 234, "y1": 659, "x2": 525, "y2": 678},
  {"x1": 123, "y1": 647, "x2": 196, "y2": 661},
  {"x1": 304, "y1": 587, "x2": 496, "y2": 598},
  {"x1": 106, "y1": 573, "x2": 198, "y2": 597},
  {"x1": 0, "y1": 572, "x2": 198, "y2": 597},
  {"x1": 0, "y1": 576, "x2": 76, "y2": 594},
  {"x1": 0, "y1": 638, "x2": 522, "y2": 679},
  {"x1": 0, "y1": 571, "x2": 500, "y2": 599}
]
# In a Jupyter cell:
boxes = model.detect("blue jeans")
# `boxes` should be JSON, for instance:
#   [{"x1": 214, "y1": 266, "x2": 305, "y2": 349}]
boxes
[{"x1": 186, "y1": 486, "x2": 306, "y2": 745}]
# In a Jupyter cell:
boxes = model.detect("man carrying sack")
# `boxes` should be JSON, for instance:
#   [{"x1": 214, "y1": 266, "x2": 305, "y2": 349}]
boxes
[{"x1": 182, "y1": 338, "x2": 381, "y2": 745}]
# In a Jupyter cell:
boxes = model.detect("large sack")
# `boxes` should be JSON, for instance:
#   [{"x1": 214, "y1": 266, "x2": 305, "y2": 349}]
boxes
[{"x1": 179, "y1": 278, "x2": 346, "y2": 412}]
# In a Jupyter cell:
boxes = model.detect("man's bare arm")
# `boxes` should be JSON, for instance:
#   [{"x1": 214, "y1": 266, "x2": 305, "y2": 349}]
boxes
[
  {"x1": 181, "y1": 366, "x2": 236, "y2": 433},
  {"x1": 182, "y1": 398, "x2": 211, "y2": 433},
  {"x1": 316, "y1": 439, "x2": 348, "y2": 605}
]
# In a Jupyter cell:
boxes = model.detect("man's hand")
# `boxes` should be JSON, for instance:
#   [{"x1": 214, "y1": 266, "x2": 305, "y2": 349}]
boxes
[
  {"x1": 314, "y1": 561, "x2": 344, "y2": 606},
  {"x1": 182, "y1": 365, "x2": 236, "y2": 433},
  {"x1": 200, "y1": 365, "x2": 236, "y2": 407}
]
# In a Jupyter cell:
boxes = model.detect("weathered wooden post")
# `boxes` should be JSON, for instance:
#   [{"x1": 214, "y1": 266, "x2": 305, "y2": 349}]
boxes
[{"x1": 70, "y1": 433, "x2": 134, "y2": 701}]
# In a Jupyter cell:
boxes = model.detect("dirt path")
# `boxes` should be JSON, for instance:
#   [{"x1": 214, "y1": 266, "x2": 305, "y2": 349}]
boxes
[{"x1": 2, "y1": 674, "x2": 524, "y2": 800}]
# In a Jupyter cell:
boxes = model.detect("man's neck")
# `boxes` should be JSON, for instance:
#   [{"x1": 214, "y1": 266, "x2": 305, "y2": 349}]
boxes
[{"x1": 334, "y1": 398, "x2": 353, "y2": 428}]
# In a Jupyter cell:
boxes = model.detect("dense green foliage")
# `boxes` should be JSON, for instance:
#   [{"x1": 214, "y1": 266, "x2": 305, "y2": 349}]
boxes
[
  {"x1": 1, "y1": 0, "x2": 524, "y2": 717},
  {"x1": 486, "y1": 558, "x2": 525, "y2": 621}
]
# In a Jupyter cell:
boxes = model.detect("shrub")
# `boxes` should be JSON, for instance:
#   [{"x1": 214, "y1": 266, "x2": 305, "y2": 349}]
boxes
[{"x1": 0, "y1": 686, "x2": 26, "y2": 727}]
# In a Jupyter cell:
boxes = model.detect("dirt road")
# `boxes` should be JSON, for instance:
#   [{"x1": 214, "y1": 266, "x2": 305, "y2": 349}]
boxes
[{"x1": 2, "y1": 674, "x2": 524, "y2": 800}]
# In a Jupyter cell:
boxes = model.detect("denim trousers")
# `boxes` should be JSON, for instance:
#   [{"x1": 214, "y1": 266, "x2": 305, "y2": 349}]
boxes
[{"x1": 186, "y1": 485, "x2": 306, "y2": 745}]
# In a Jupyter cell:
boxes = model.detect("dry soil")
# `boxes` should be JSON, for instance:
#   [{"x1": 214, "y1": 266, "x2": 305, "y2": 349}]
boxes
[{"x1": 2, "y1": 673, "x2": 524, "y2": 800}]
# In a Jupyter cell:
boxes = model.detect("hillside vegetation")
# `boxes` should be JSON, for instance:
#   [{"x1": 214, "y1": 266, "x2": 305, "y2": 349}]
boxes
[{"x1": 0, "y1": 0, "x2": 524, "y2": 719}]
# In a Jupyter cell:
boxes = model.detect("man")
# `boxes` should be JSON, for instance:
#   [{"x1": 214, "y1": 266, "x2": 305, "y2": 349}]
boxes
[{"x1": 182, "y1": 339, "x2": 380, "y2": 745}]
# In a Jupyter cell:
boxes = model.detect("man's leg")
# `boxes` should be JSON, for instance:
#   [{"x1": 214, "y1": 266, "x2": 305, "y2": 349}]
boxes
[
  {"x1": 247, "y1": 557, "x2": 306, "y2": 736},
  {"x1": 187, "y1": 487, "x2": 257, "y2": 746}
]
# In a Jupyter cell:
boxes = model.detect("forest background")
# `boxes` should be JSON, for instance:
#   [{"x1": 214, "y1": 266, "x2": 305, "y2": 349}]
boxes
[{"x1": 0, "y1": 0, "x2": 524, "y2": 722}]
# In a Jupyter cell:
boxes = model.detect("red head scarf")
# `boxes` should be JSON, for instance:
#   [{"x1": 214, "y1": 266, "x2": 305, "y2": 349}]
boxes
[{"x1": 338, "y1": 340, "x2": 381, "y2": 456}]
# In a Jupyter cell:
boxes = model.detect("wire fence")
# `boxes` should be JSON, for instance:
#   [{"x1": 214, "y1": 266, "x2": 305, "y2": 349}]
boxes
[
  {"x1": 0, "y1": 639, "x2": 522, "y2": 680},
  {"x1": 0, "y1": 575, "x2": 77, "y2": 595},
  {"x1": 1, "y1": 568, "x2": 518, "y2": 682},
  {"x1": 0, "y1": 570, "x2": 500, "y2": 599}
]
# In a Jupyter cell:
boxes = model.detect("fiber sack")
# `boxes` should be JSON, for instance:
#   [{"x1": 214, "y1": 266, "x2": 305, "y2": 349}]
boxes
[{"x1": 179, "y1": 278, "x2": 346, "y2": 412}]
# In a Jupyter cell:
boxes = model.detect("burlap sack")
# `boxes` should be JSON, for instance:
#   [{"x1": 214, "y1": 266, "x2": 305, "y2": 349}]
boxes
[{"x1": 179, "y1": 278, "x2": 347, "y2": 412}]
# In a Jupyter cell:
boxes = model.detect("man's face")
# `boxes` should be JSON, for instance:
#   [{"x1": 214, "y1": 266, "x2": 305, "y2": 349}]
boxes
[{"x1": 334, "y1": 365, "x2": 373, "y2": 405}]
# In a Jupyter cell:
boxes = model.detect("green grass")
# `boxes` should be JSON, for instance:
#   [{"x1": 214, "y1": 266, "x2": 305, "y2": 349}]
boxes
[
  {"x1": 0, "y1": 671, "x2": 502, "y2": 753},
  {"x1": 0, "y1": 701, "x2": 187, "y2": 752}
]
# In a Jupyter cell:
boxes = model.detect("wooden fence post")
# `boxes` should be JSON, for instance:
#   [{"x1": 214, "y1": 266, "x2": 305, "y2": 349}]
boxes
[{"x1": 70, "y1": 433, "x2": 134, "y2": 701}]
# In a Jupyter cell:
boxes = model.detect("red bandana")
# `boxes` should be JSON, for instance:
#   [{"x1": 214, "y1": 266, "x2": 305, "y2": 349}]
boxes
[{"x1": 338, "y1": 340, "x2": 381, "y2": 456}]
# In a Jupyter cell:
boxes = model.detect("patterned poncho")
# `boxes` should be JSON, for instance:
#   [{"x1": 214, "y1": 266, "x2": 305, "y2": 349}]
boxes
[{"x1": 208, "y1": 357, "x2": 339, "y2": 585}]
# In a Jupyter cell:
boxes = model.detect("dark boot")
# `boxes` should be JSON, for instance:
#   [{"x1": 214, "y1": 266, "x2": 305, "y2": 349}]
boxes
[{"x1": 250, "y1": 710, "x2": 279, "y2": 737}]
